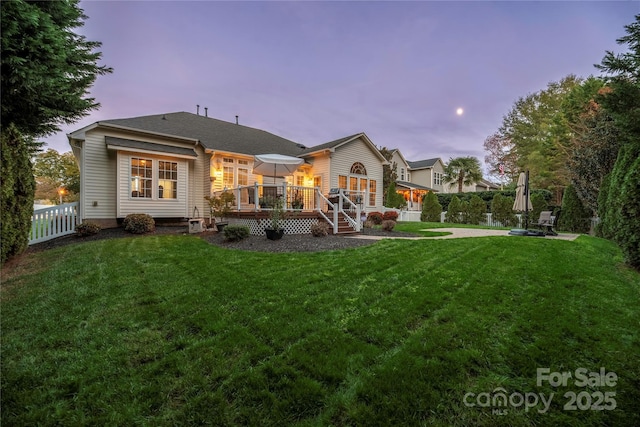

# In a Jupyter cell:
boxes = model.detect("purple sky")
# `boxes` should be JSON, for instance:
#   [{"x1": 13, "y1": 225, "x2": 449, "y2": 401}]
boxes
[{"x1": 44, "y1": 1, "x2": 637, "y2": 169}]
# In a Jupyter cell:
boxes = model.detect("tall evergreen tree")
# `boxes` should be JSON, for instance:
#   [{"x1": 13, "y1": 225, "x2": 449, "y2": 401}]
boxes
[
  {"x1": 1, "y1": 0, "x2": 110, "y2": 263},
  {"x1": 1, "y1": 125, "x2": 36, "y2": 264},
  {"x1": 421, "y1": 191, "x2": 442, "y2": 223},
  {"x1": 595, "y1": 14, "x2": 640, "y2": 269},
  {"x1": 1, "y1": 0, "x2": 112, "y2": 138}
]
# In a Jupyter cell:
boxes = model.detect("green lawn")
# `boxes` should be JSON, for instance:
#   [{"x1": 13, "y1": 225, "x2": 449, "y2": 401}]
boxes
[{"x1": 2, "y1": 231, "x2": 639, "y2": 426}]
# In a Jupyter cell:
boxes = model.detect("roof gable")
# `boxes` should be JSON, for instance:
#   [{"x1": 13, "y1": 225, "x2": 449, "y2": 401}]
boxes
[
  {"x1": 300, "y1": 132, "x2": 388, "y2": 163},
  {"x1": 407, "y1": 158, "x2": 442, "y2": 170}
]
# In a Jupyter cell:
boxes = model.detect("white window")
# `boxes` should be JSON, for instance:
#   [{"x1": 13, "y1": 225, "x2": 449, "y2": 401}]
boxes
[
  {"x1": 400, "y1": 167, "x2": 405, "y2": 181},
  {"x1": 131, "y1": 158, "x2": 153, "y2": 198},
  {"x1": 369, "y1": 180, "x2": 377, "y2": 206},
  {"x1": 238, "y1": 168, "x2": 248, "y2": 186},
  {"x1": 223, "y1": 158, "x2": 234, "y2": 188},
  {"x1": 158, "y1": 161, "x2": 178, "y2": 199}
]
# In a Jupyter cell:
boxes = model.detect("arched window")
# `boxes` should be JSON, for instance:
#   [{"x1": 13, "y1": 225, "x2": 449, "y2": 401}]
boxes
[{"x1": 350, "y1": 162, "x2": 367, "y2": 175}]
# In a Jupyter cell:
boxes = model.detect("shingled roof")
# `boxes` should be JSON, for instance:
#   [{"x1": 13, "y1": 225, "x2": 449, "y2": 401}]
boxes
[
  {"x1": 298, "y1": 133, "x2": 363, "y2": 155},
  {"x1": 99, "y1": 112, "x2": 306, "y2": 156},
  {"x1": 407, "y1": 158, "x2": 440, "y2": 169}
]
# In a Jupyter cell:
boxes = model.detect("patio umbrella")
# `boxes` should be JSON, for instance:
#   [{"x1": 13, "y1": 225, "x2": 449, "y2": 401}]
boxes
[
  {"x1": 253, "y1": 154, "x2": 304, "y2": 184},
  {"x1": 513, "y1": 171, "x2": 532, "y2": 228}
]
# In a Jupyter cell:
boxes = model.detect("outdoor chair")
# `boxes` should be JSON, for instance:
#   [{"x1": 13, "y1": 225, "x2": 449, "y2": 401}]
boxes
[{"x1": 532, "y1": 211, "x2": 557, "y2": 236}]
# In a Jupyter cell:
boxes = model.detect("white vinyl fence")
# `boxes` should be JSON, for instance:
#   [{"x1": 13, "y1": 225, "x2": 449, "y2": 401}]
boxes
[{"x1": 29, "y1": 202, "x2": 79, "y2": 245}]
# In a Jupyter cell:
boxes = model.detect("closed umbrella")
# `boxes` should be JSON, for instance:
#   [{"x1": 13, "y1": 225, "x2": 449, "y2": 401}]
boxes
[
  {"x1": 253, "y1": 154, "x2": 304, "y2": 184},
  {"x1": 513, "y1": 172, "x2": 532, "y2": 212},
  {"x1": 513, "y1": 171, "x2": 532, "y2": 229}
]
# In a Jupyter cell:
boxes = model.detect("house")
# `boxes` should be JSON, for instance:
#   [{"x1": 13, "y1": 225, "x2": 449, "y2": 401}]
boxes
[
  {"x1": 67, "y1": 112, "x2": 386, "y2": 231},
  {"x1": 407, "y1": 158, "x2": 447, "y2": 193},
  {"x1": 388, "y1": 152, "x2": 498, "y2": 211}
]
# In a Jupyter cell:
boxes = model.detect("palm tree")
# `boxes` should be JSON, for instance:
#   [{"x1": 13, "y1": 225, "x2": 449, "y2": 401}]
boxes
[{"x1": 443, "y1": 156, "x2": 483, "y2": 193}]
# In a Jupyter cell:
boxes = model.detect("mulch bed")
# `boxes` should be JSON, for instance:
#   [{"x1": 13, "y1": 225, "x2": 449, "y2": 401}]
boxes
[{"x1": 25, "y1": 225, "x2": 420, "y2": 254}]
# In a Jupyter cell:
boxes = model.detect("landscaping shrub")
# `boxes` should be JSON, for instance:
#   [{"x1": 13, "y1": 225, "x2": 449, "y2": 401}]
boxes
[
  {"x1": 491, "y1": 193, "x2": 517, "y2": 227},
  {"x1": 559, "y1": 184, "x2": 592, "y2": 233},
  {"x1": 384, "y1": 182, "x2": 407, "y2": 209},
  {"x1": 76, "y1": 221, "x2": 101, "y2": 237},
  {"x1": 123, "y1": 213, "x2": 155, "y2": 234},
  {"x1": 466, "y1": 195, "x2": 487, "y2": 225},
  {"x1": 381, "y1": 220, "x2": 396, "y2": 231},
  {"x1": 363, "y1": 220, "x2": 374, "y2": 229},
  {"x1": 445, "y1": 196, "x2": 463, "y2": 223},
  {"x1": 421, "y1": 191, "x2": 442, "y2": 222},
  {"x1": 382, "y1": 211, "x2": 399, "y2": 221},
  {"x1": 223, "y1": 225, "x2": 250, "y2": 242},
  {"x1": 367, "y1": 212, "x2": 384, "y2": 225},
  {"x1": 310, "y1": 222, "x2": 330, "y2": 237}
]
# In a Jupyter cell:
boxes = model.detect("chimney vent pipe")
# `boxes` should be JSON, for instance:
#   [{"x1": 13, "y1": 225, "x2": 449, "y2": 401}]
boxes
[
  {"x1": 196, "y1": 105, "x2": 200, "y2": 115},
  {"x1": 236, "y1": 115, "x2": 239, "y2": 125},
  {"x1": 205, "y1": 107, "x2": 208, "y2": 117}
]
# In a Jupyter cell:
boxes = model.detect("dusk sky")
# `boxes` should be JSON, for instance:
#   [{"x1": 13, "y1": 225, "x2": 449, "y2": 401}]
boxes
[{"x1": 44, "y1": 1, "x2": 638, "y2": 170}]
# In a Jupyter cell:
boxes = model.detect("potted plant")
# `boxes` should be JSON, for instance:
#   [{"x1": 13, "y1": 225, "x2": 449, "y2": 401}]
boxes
[
  {"x1": 265, "y1": 196, "x2": 285, "y2": 240},
  {"x1": 204, "y1": 190, "x2": 235, "y2": 232}
]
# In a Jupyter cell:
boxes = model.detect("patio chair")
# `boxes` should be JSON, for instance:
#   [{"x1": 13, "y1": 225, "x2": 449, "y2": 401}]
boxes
[{"x1": 532, "y1": 211, "x2": 557, "y2": 236}]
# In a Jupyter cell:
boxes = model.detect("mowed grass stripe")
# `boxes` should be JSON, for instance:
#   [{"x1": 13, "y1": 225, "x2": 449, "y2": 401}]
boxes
[{"x1": 2, "y1": 233, "x2": 639, "y2": 426}]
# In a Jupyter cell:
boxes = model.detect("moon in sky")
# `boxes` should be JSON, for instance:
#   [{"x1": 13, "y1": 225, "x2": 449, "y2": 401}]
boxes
[{"x1": 456, "y1": 108, "x2": 464, "y2": 116}]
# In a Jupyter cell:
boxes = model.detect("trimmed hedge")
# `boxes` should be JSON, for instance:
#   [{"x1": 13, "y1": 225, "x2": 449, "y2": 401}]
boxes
[
  {"x1": 598, "y1": 141, "x2": 640, "y2": 269},
  {"x1": 436, "y1": 189, "x2": 552, "y2": 212}
]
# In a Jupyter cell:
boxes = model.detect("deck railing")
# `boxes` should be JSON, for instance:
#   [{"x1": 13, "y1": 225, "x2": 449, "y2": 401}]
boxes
[
  {"x1": 211, "y1": 185, "x2": 362, "y2": 234},
  {"x1": 29, "y1": 202, "x2": 79, "y2": 245}
]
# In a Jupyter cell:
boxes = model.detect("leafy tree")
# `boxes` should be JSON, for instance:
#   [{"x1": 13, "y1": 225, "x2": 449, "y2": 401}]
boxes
[
  {"x1": 466, "y1": 195, "x2": 487, "y2": 225},
  {"x1": 1, "y1": 125, "x2": 36, "y2": 265},
  {"x1": 445, "y1": 195, "x2": 463, "y2": 223},
  {"x1": 493, "y1": 75, "x2": 582, "y2": 204},
  {"x1": 483, "y1": 132, "x2": 518, "y2": 185},
  {"x1": 33, "y1": 149, "x2": 80, "y2": 203},
  {"x1": 1, "y1": 0, "x2": 112, "y2": 138},
  {"x1": 559, "y1": 184, "x2": 592, "y2": 233},
  {"x1": 421, "y1": 191, "x2": 442, "y2": 222},
  {"x1": 443, "y1": 156, "x2": 483, "y2": 193},
  {"x1": 565, "y1": 82, "x2": 620, "y2": 214}
]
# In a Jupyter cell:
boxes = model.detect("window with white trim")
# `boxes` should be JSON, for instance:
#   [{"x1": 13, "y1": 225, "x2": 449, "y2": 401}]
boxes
[
  {"x1": 369, "y1": 180, "x2": 377, "y2": 206},
  {"x1": 222, "y1": 157, "x2": 234, "y2": 188},
  {"x1": 158, "y1": 161, "x2": 178, "y2": 199},
  {"x1": 131, "y1": 158, "x2": 153, "y2": 198}
]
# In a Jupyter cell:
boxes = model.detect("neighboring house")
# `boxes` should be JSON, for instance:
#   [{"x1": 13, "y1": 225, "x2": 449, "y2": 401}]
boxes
[
  {"x1": 470, "y1": 179, "x2": 501, "y2": 192},
  {"x1": 68, "y1": 112, "x2": 386, "y2": 227},
  {"x1": 391, "y1": 153, "x2": 498, "y2": 211},
  {"x1": 407, "y1": 158, "x2": 447, "y2": 193}
]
